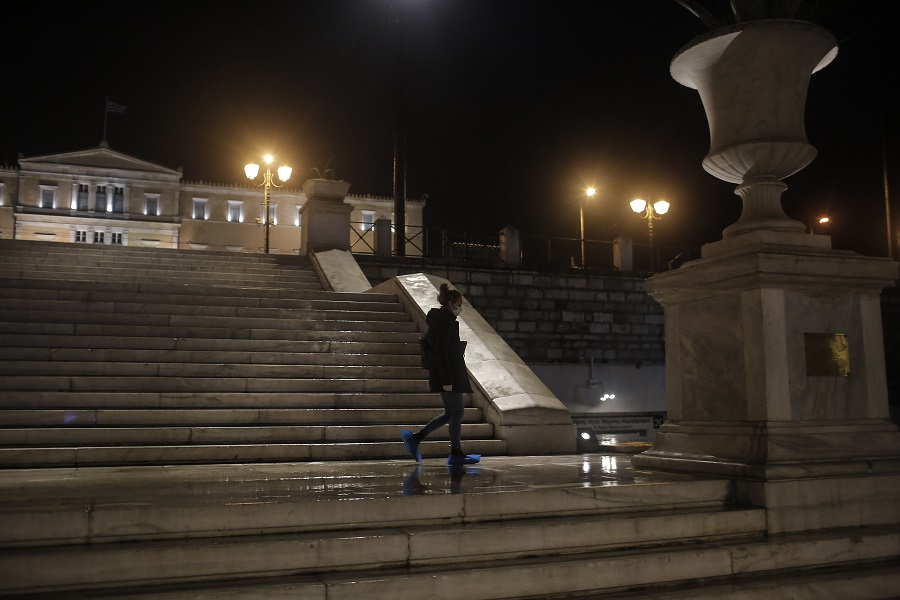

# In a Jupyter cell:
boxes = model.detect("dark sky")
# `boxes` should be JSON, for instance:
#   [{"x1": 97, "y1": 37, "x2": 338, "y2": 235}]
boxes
[{"x1": 3, "y1": 0, "x2": 898, "y2": 258}]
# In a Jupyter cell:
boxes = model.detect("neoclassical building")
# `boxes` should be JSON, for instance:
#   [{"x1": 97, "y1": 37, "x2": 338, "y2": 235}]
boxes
[{"x1": 0, "y1": 143, "x2": 424, "y2": 255}]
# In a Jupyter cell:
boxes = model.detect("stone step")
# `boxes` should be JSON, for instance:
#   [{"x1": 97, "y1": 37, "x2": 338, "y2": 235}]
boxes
[
  {"x1": 0, "y1": 277, "x2": 394, "y2": 304},
  {"x1": 0, "y1": 295, "x2": 405, "y2": 316},
  {"x1": 0, "y1": 255, "x2": 322, "y2": 277},
  {"x1": 0, "y1": 408, "x2": 483, "y2": 427},
  {"x1": 0, "y1": 284, "x2": 398, "y2": 310},
  {"x1": 0, "y1": 461, "x2": 737, "y2": 546},
  {"x1": 0, "y1": 267, "x2": 324, "y2": 289},
  {"x1": 0, "y1": 376, "x2": 432, "y2": 393},
  {"x1": 0, "y1": 240, "x2": 507, "y2": 469},
  {"x1": 0, "y1": 239, "x2": 305, "y2": 263},
  {"x1": 0, "y1": 391, "x2": 440, "y2": 409},
  {"x1": 2, "y1": 348, "x2": 420, "y2": 366},
  {"x1": 0, "y1": 423, "x2": 496, "y2": 445},
  {"x1": 15, "y1": 458, "x2": 878, "y2": 599},
  {"x1": 1, "y1": 309, "x2": 413, "y2": 329},
  {"x1": 0, "y1": 322, "x2": 419, "y2": 342},
  {"x1": 0, "y1": 361, "x2": 425, "y2": 379},
  {"x1": 0, "y1": 510, "x2": 769, "y2": 595},
  {"x1": 18, "y1": 560, "x2": 896, "y2": 600},
  {"x1": 0, "y1": 439, "x2": 508, "y2": 468},
  {"x1": 0, "y1": 334, "x2": 415, "y2": 355},
  {"x1": 0, "y1": 260, "x2": 320, "y2": 279}
]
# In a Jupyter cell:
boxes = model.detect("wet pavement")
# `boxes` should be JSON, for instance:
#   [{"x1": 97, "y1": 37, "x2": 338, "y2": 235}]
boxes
[{"x1": 0, "y1": 453, "x2": 707, "y2": 509}]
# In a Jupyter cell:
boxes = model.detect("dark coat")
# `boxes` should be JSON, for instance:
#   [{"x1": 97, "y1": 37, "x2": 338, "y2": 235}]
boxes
[{"x1": 425, "y1": 307, "x2": 473, "y2": 394}]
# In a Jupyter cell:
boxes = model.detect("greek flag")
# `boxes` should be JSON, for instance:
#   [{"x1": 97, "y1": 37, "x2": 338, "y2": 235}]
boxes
[{"x1": 106, "y1": 101, "x2": 127, "y2": 114}]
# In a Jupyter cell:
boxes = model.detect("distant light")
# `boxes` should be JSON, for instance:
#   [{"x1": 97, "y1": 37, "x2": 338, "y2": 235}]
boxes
[
  {"x1": 600, "y1": 393, "x2": 616, "y2": 402},
  {"x1": 819, "y1": 217, "x2": 829, "y2": 224},
  {"x1": 580, "y1": 431, "x2": 592, "y2": 440},
  {"x1": 653, "y1": 200, "x2": 670, "y2": 215},
  {"x1": 630, "y1": 198, "x2": 647, "y2": 214},
  {"x1": 586, "y1": 187, "x2": 596, "y2": 197}
]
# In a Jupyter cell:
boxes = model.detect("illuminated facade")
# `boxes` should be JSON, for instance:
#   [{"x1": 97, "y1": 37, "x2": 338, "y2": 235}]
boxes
[{"x1": 0, "y1": 143, "x2": 424, "y2": 255}]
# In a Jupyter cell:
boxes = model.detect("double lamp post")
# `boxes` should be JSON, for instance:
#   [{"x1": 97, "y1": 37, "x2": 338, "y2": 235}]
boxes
[{"x1": 579, "y1": 188, "x2": 670, "y2": 270}]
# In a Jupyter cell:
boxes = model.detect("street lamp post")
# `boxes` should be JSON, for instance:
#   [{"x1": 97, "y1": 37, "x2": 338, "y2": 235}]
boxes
[
  {"x1": 630, "y1": 198, "x2": 670, "y2": 271},
  {"x1": 244, "y1": 154, "x2": 292, "y2": 254},
  {"x1": 580, "y1": 187, "x2": 596, "y2": 268}
]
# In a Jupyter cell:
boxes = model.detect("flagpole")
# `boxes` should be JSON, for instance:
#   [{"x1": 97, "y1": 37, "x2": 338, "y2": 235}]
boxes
[{"x1": 102, "y1": 97, "x2": 109, "y2": 143}]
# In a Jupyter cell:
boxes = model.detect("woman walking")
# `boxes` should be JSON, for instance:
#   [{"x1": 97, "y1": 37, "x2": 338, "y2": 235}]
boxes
[{"x1": 401, "y1": 283, "x2": 480, "y2": 467}]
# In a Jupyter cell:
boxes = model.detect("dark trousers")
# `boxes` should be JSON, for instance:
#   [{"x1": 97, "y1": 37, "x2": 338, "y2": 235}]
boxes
[{"x1": 419, "y1": 391, "x2": 464, "y2": 450}]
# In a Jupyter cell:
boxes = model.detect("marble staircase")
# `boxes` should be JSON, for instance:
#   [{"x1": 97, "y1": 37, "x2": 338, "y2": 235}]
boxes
[
  {"x1": 2, "y1": 457, "x2": 898, "y2": 599},
  {"x1": 0, "y1": 240, "x2": 506, "y2": 467},
  {"x1": 1, "y1": 241, "x2": 898, "y2": 598}
]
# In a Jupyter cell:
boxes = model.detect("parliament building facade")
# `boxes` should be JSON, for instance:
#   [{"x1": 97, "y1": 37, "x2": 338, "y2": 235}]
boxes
[{"x1": 0, "y1": 143, "x2": 424, "y2": 255}]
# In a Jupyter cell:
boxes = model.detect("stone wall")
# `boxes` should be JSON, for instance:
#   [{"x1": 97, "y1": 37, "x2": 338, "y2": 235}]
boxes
[
  {"x1": 356, "y1": 256, "x2": 899, "y2": 421},
  {"x1": 356, "y1": 256, "x2": 664, "y2": 365},
  {"x1": 882, "y1": 285, "x2": 900, "y2": 420}
]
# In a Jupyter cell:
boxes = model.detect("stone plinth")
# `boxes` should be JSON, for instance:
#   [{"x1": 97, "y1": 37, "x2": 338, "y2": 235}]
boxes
[
  {"x1": 299, "y1": 179, "x2": 352, "y2": 255},
  {"x1": 632, "y1": 235, "x2": 900, "y2": 531}
]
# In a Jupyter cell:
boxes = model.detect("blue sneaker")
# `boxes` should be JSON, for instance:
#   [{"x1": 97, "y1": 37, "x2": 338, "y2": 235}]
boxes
[
  {"x1": 446, "y1": 453, "x2": 481, "y2": 467},
  {"x1": 400, "y1": 429, "x2": 422, "y2": 462}
]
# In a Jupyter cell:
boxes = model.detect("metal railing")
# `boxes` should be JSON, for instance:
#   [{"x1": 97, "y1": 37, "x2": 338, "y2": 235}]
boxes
[{"x1": 348, "y1": 224, "x2": 695, "y2": 273}]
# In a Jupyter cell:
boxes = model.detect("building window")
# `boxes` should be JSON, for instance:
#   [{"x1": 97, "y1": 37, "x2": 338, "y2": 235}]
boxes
[
  {"x1": 112, "y1": 187, "x2": 125, "y2": 213},
  {"x1": 111, "y1": 232, "x2": 123, "y2": 245},
  {"x1": 145, "y1": 195, "x2": 159, "y2": 216},
  {"x1": 95, "y1": 185, "x2": 107, "y2": 212},
  {"x1": 361, "y1": 210, "x2": 375, "y2": 232},
  {"x1": 296, "y1": 206, "x2": 303, "y2": 227},
  {"x1": 93, "y1": 230, "x2": 105, "y2": 244},
  {"x1": 39, "y1": 187, "x2": 56, "y2": 209},
  {"x1": 227, "y1": 201, "x2": 242, "y2": 223},
  {"x1": 267, "y1": 204, "x2": 277, "y2": 225},
  {"x1": 75, "y1": 230, "x2": 87, "y2": 243},
  {"x1": 192, "y1": 198, "x2": 207, "y2": 220},
  {"x1": 77, "y1": 184, "x2": 89, "y2": 211}
]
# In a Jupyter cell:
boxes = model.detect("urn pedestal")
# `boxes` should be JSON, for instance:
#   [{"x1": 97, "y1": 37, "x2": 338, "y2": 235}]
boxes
[{"x1": 631, "y1": 20, "x2": 900, "y2": 535}]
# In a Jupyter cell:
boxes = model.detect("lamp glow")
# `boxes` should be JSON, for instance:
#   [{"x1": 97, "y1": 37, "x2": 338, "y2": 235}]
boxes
[
  {"x1": 244, "y1": 153, "x2": 294, "y2": 254},
  {"x1": 630, "y1": 198, "x2": 647, "y2": 214},
  {"x1": 653, "y1": 200, "x2": 670, "y2": 215}
]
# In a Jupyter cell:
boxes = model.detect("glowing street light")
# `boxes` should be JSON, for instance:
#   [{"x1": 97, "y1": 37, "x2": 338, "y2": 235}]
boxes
[
  {"x1": 631, "y1": 198, "x2": 670, "y2": 271},
  {"x1": 580, "y1": 187, "x2": 596, "y2": 268},
  {"x1": 244, "y1": 154, "x2": 292, "y2": 254},
  {"x1": 810, "y1": 216, "x2": 830, "y2": 234}
]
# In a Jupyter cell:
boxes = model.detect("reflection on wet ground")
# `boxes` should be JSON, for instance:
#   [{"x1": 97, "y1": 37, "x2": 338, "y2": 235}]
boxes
[{"x1": 0, "y1": 454, "x2": 706, "y2": 508}]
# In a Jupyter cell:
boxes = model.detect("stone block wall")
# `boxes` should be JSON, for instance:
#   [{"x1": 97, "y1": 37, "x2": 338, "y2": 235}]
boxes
[
  {"x1": 882, "y1": 285, "x2": 900, "y2": 420},
  {"x1": 356, "y1": 256, "x2": 664, "y2": 365}
]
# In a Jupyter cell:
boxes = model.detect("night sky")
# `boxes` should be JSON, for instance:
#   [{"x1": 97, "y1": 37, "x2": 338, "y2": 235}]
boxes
[{"x1": 3, "y1": 0, "x2": 898, "y2": 259}]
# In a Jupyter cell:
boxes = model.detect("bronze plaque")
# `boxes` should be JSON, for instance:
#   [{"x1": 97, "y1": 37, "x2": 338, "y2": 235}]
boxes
[{"x1": 804, "y1": 333, "x2": 850, "y2": 377}]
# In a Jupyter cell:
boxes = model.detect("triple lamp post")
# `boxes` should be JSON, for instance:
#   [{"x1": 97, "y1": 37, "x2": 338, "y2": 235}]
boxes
[{"x1": 244, "y1": 155, "x2": 293, "y2": 254}]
